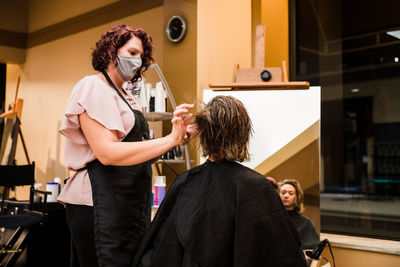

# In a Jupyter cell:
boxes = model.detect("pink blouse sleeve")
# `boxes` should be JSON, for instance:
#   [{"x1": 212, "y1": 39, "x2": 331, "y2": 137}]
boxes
[{"x1": 59, "y1": 75, "x2": 134, "y2": 143}]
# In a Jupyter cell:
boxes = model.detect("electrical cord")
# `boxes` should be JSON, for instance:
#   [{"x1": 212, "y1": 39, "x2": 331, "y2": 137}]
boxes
[
  {"x1": 161, "y1": 157, "x2": 179, "y2": 176},
  {"x1": 326, "y1": 241, "x2": 336, "y2": 267},
  {"x1": 306, "y1": 239, "x2": 336, "y2": 267}
]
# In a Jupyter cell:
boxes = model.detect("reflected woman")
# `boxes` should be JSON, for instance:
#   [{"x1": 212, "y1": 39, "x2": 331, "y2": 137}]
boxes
[{"x1": 279, "y1": 179, "x2": 320, "y2": 250}]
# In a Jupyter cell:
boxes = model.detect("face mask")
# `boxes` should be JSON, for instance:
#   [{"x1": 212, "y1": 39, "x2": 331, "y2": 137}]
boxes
[{"x1": 116, "y1": 54, "x2": 142, "y2": 81}]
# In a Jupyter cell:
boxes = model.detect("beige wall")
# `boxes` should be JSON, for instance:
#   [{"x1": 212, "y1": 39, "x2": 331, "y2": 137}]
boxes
[
  {"x1": 197, "y1": 0, "x2": 252, "y2": 102},
  {"x1": 261, "y1": 0, "x2": 288, "y2": 69},
  {"x1": 28, "y1": 0, "x2": 118, "y2": 32},
  {"x1": 6, "y1": 7, "x2": 164, "y2": 188}
]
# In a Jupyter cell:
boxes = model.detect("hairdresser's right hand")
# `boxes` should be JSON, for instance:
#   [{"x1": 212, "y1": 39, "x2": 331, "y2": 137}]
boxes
[{"x1": 168, "y1": 104, "x2": 194, "y2": 146}]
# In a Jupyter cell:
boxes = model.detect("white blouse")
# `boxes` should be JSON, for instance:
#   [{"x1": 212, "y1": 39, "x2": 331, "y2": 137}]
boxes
[{"x1": 58, "y1": 74, "x2": 141, "y2": 206}]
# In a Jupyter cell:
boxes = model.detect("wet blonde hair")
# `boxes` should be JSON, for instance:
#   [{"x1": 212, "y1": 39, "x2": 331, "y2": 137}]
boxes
[{"x1": 194, "y1": 95, "x2": 253, "y2": 162}]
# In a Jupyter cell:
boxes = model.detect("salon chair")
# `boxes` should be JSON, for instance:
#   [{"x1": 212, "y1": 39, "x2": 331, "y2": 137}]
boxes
[
  {"x1": 0, "y1": 162, "x2": 50, "y2": 266},
  {"x1": 304, "y1": 239, "x2": 336, "y2": 267}
]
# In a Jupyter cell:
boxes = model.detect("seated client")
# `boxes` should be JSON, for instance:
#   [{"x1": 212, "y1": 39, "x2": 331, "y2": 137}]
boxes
[
  {"x1": 278, "y1": 179, "x2": 320, "y2": 250},
  {"x1": 133, "y1": 95, "x2": 308, "y2": 267}
]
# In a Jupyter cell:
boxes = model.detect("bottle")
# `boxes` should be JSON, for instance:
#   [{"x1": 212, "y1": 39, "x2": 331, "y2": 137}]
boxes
[
  {"x1": 46, "y1": 182, "x2": 59, "y2": 202},
  {"x1": 174, "y1": 145, "x2": 183, "y2": 160},
  {"x1": 149, "y1": 127, "x2": 155, "y2": 139},
  {"x1": 153, "y1": 176, "x2": 166, "y2": 207},
  {"x1": 155, "y1": 82, "x2": 163, "y2": 112},
  {"x1": 168, "y1": 148, "x2": 175, "y2": 159},
  {"x1": 151, "y1": 188, "x2": 154, "y2": 207},
  {"x1": 144, "y1": 83, "x2": 152, "y2": 112},
  {"x1": 54, "y1": 177, "x2": 62, "y2": 196},
  {"x1": 164, "y1": 90, "x2": 168, "y2": 112},
  {"x1": 127, "y1": 81, "x2": 139, "y2": 99},
  {"x1": 149, "y1": 88, "x2": 155, "y2": 112},
  {"x1": 137, "y1": 80, "x2": 147, "y2": 111}
]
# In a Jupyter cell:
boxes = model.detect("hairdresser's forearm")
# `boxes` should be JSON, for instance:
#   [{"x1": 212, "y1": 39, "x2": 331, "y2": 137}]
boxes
[
  {"x1": 97, "y1": 134, "x2": 177, "y2": 166},
  {"x1": 79, "y1": 111, "x2": 183, "y2": 166}
]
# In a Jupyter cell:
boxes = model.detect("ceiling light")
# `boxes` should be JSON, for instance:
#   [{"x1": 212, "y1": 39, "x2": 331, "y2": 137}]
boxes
[{"x1": 350, "y1": 88, "x2": 360, "y2": 93}]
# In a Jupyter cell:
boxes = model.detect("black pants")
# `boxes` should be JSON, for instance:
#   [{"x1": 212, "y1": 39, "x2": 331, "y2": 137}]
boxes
[{"x1": 66, "y1": 204, "x2": 99, "y2": 267}]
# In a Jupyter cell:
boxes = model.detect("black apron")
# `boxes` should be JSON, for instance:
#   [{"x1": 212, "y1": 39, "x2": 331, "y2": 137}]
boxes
[{"x1": 87, "y1": 71, "x2": 152, "y2": 267}]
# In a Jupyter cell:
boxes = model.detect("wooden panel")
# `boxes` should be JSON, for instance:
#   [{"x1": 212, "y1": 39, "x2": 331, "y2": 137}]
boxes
[
  {"x1": 255, "y1": 120, "x2": 319, "y2": 185},
  {"x1": 236, "y1": 67, "x2": 282, "y2": 83},
  {"x1": 254, "y1": 25, "x2": 266, "y2": 68},
  {"x1": 209, "y1": 81, "x2": 310, "y2": 90}
]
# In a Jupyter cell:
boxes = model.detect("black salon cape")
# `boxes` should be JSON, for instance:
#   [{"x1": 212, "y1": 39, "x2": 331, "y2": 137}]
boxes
[
  {"x1": 133, "y1": 160, "x2": 308, "y2": 267},
  {"x1": 287, "y1": 210, "x2": 320, "y2": 250}
]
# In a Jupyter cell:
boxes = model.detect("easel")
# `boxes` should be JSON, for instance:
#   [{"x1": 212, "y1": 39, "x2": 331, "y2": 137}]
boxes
[
  {"x1": 0, "y1": 76, "x2": 31, "y2": 199},
  {"x1": 0, "y1": 76, "x2": 30, "y2": 165}
]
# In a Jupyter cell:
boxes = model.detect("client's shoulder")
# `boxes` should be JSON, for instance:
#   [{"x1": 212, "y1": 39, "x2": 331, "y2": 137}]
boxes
[{"x1": 219, "y1": 161, "x2": 267, "y2": 184}]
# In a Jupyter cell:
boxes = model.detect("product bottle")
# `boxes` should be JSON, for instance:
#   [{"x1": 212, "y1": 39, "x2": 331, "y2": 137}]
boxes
[
  {"x1": 137, "y1": 80, "x2": 147, "y2": 111},
  {"x1": 153, "y1": 176, "x2": 166, "y2": 207},
  {"x1": 149, "y1": 88, "x2": 155, "y2": 112},
  {"x1": 155, "y1": 82, "x2": 163, "y2": 112},
  {"x1": 54, "y1": 177, "x2": 62, "y2": 194},
  {"x1": 151, "y1": 188, "x2": 154, "y2": 207},
  {"x1": 164, "y1": 90, "x2": 168, "y2": 112},
  {"x1": 46, "y1": 182, "x2": 59, "y2": 202},
  {"x1": 174, "y1": 145, "x2": 183, "y2": 160},
  {"x1": 144, "y1": 83, "x2": 152, "y2": 112},
  {"x1": 149, "y1": 127, "x2": 155, "y2": 139}
]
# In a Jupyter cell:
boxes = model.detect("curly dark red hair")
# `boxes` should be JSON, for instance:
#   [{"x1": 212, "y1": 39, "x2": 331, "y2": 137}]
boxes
[{"x1": 91, "y1": 24, "x2": 153, "y2": 82}]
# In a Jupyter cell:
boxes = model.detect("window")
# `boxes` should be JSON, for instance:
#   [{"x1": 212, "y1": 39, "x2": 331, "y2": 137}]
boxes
[{"x1": 290, "y1": 0, "x2": 400, "y2": 241}]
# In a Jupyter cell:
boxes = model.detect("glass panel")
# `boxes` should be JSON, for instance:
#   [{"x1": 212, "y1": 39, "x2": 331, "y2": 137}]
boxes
[{"x1": 293, "y1": 0, "x2": 400, "y2": 240}]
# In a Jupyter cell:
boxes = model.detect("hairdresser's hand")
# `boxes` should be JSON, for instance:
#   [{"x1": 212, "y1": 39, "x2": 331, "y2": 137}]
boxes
[
  {"x1": 181, "y1": 124, "x2": 198, "y2": 145},
  {"x1": 168, "y1": 104, "x2": 194, "y2": 146},
  {"x1": 266, "y1": 177, "x2": 278, "y2": 190}
]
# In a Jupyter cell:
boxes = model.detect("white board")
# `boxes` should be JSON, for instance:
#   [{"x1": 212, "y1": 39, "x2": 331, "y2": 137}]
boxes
[{"x1": 202, "y1": 86, "x2": 321, "y2": 168}]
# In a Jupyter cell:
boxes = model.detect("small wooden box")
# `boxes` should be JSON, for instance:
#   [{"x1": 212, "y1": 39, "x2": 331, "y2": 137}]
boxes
[{"x1": 235, "y1": 67, "x2": 282, "y2": 83}]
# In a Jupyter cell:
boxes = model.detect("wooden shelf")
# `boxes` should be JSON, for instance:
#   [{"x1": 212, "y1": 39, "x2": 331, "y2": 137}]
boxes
[
  {"x1": 144, "y1": 112, "x2": 173, "y2": 121},
  {"x1": 143, "y1": 64, "x2": 191, "y2": 170},
  {"x1": 155, "y1": 159, "x2": 193, "y2": 164},
  {"x1": 208, "y1": 81, "x2": 310, "y2": 91}
]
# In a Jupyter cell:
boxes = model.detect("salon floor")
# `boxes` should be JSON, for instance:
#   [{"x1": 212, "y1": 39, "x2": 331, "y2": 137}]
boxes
[{"x1": 320, "y1": 193, "x2": 400, "y2": 240}]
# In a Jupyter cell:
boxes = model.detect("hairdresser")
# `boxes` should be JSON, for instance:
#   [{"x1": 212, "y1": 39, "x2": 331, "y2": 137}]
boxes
[{"x1": 58, "y1": 24, "x2": 193, "y2": 267}]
